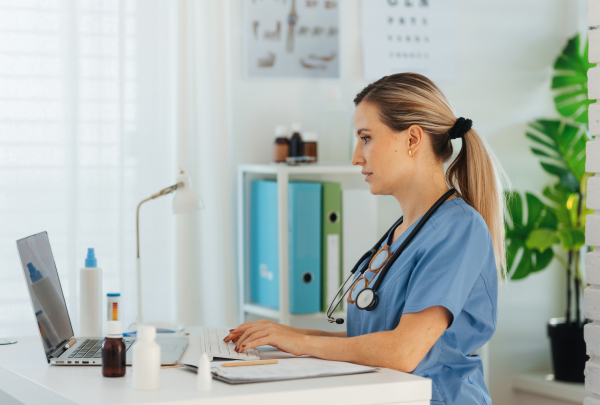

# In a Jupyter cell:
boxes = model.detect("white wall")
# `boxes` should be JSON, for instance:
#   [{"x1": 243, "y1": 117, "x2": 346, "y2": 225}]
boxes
[{"x1": 224, "y1": 0, "x2": 587, "y2": 403}]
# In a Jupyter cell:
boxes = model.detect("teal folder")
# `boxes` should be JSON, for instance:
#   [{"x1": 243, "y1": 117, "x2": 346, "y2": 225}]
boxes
[
  {"x1": 320, "y1": 182, "x2": 343, "y2": 312},
  {"x1": 250, "y1": 181, "x2": 322, "y2": 314}
]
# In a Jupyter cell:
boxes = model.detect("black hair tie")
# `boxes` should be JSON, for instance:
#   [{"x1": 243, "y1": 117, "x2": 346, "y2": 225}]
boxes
[{"x1": 449, "y1": 117, "x2": 472, "y2": 140}]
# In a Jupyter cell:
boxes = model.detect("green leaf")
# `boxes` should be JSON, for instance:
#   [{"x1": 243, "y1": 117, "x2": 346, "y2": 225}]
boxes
[
  {"x1": 525, "y1": 193, "x2": 544, "y2": 227},
  {"x1": 551, "y1": 34, "x2": 596, "y2": 123},
  {"x1": 526, "y1": 229, "x2": 560, "y2": 252},
  {"x1": 533, "y1": 249, "x2": 554, "y2": 272},
  {"x1": 511, "y1": 249, "x2": 533, "y2": 280},
  {"x1": 505, "y1": 191, "x2": 558, "y2": 280},
  {"x1": 506, "y1": 192, "x2": 523, "y2": 230},
  {"x1": 558, "y1": 227, "x2": 586, "y2": 250},
  {"x1": 526, "y1": 119, "x2": 590, "y2": 191}
]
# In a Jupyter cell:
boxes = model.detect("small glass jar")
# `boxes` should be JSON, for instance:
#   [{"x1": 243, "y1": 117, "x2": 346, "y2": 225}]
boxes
[
  {"x1": 303, "y1": 131, "x2": 318, "y2": 162},
  {"x1": 102, "y1": 321, "x2": 126, "y2": 377},
  {"x1": 273, "y1": 125, "x2": 290, "y2": 163}
]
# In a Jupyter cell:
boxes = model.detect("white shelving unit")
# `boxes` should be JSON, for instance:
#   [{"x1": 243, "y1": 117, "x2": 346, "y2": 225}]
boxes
[{"x1": 237, "y1": 163, "x2": 364, "y2": 326}]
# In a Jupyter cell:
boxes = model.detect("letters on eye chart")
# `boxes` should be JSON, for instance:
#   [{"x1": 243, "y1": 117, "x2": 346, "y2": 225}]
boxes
[{"x1": 360, "y1": 0, "x2": 456, "y2": 82}]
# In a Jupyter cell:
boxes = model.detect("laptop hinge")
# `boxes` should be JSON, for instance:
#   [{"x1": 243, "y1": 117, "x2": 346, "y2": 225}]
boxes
[{"x1": 48, "y1": 336, "x2": 73, "y2": 359}]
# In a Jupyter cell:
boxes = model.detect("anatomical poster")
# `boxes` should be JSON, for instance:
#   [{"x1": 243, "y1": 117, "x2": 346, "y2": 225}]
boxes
[
  {"x1": 244, "y1": 0, "x2": 340, "y2": 79},
  {"x1": 360, "y1": 0, "x2": 456, "y2": 82}
]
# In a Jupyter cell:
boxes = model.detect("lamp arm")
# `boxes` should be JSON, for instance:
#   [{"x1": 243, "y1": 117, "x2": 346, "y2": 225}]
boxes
[
  {"x1": 134, "y1": 181, "x2": 184, "y2": 325},
  {"x1": 136, "y1": 182, "x2": 184, "y2": 258}
]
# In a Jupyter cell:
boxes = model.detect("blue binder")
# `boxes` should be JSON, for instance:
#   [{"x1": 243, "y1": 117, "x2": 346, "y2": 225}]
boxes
[{"x1": 250, "y1": 180, "x2": 322, "y2": 314}]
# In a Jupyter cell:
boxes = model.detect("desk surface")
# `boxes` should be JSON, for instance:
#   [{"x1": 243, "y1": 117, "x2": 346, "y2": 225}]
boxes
[{"x1": 0, "y1": 328, "x2": 431, "y2": 405}]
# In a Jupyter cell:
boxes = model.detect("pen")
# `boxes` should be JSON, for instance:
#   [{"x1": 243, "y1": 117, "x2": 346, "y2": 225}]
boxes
[{"x1": 221, "y1": 360, "x2": 278, "y2": 367}]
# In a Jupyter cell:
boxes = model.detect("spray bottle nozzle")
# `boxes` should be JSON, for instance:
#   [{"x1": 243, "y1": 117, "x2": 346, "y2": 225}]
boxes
[
  {"x1": 27, "y1": 263, "x2": 42, "y2": 283},
  {"x1": 85, "y1": 248, "x2": 97, "y2": 268}
]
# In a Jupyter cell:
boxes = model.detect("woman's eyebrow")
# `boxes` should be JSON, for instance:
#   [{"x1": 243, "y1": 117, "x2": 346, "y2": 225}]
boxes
[{"x1": 357, "y1": 128, "x2": 370, "y2": 135}]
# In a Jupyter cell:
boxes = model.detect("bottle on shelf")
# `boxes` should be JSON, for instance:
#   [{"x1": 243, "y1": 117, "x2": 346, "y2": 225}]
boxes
[
  {"x1": 273, "y1": 125, "x2": 290, "y2": 163},
  {"x1": 102, "y1": 321, "x2": 126, "y2": 377},
  {"x1": 303, "y1": 131, "x2": 318, "y2": 163},
  {"x1": 289, "y1": 123, "x2": 303, "y2": 158}
]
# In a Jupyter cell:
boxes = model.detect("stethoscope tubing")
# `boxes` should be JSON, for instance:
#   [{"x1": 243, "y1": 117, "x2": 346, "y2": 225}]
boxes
[{"x1": 326, "y1": 188, "x2": 456, "y2": 323}]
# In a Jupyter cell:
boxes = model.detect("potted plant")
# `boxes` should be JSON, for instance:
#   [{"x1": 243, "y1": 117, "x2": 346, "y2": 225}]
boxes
[{"x1": 504, "y1": 33, "x2": 595, "y2": 383}]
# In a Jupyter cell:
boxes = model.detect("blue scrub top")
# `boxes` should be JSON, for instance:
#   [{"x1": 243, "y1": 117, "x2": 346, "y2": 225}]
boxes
[{"x1": 347, "y1": 198, "x2": 497, "y2": 405}]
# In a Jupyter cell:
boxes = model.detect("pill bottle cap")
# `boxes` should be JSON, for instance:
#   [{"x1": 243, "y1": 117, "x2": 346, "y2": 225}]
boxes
[
  {"x1": 291, "y1": 123, "x2": 301, "y2": 132},
  {"x1": 303, "y1": 131, "x2": 318, "y2": 142},
  {"x1": 106, "y1": 321, "x2": 123, "y2": 338},
  {"x1": 137, "y1": 325, "x2": 156, "y2": 341},
  {"x1": 275, "y1": 125, "x2": 288, "y2": 137}
]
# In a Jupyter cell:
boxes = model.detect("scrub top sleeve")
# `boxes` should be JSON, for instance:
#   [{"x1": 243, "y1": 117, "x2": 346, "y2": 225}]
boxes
[{"x1": 402, "y1": 210, "x2": 494, "y2": 325}]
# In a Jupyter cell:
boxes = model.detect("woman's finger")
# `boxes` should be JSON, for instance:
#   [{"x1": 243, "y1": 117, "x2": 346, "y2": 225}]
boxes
[
  {"x1": 237, "y1": 330, "x2": 270, "y2": 352},
  {"x1": 235, "y1": 325, "x2": 268, "y2": 349},
  {"x1": 239, "y1": 336, "x2": 274, "y2": 352}
]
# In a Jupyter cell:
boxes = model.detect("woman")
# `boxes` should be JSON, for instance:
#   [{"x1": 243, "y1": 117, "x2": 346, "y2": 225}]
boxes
[{"x1": 225, "y1": 73, "x2": 506, "y2": 405}]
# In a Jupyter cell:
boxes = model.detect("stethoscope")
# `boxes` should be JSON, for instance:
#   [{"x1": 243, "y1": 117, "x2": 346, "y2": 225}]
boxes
[{"x1": 326, "y1": 188, "x2": 456, "y2": 324}]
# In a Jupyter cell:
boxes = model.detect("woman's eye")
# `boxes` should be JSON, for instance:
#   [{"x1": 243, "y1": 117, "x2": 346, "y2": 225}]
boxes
[{"x1": 360, "y1": 136, "x2": 370, "y2": 145}]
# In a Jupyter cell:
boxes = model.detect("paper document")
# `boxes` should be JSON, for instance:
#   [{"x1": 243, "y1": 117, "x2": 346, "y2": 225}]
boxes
[{"x1": 212, "y1": 358, "x2": 376, "y2": 383}]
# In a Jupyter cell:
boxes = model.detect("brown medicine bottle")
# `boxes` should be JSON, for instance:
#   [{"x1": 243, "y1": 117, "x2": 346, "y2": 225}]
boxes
[
  {"x1": 303, "y1": 131, "x2": 318, "y2": 162},
  {"x1": 273, "y1": 125, "x2": 289, "y2": 163},
  {"x1": 102, "y1": 321, "x2": 126, "y2": 377}
]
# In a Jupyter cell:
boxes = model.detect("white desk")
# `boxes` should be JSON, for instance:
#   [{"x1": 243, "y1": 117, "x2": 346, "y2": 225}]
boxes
[{"x1": 0, "y1": 328, "x2": 431, "y2": 405}]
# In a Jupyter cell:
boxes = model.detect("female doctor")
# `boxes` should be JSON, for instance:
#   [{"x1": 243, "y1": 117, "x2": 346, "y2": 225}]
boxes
[{"x1": 225, "y1": 73, "x2": 506, "y2": 405}]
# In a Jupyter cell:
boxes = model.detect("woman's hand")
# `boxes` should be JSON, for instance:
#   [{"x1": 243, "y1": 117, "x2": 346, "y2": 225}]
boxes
[{"x1": 224, "y1": 320, "x2": 310, "y2": 356}]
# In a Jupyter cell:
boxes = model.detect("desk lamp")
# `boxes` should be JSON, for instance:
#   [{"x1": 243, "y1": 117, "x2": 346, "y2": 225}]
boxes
[{"x1": 133, "y1": 169, "x2": 203, "y2": 330}]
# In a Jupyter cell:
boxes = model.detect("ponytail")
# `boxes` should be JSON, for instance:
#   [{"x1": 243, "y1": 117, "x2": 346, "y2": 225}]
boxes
[
  {"x1": 355, "y1": 73, "x2": 508, "y2": 280},
  {"x1": 446, "y1": 130, "x2": 507, "y2": 279}
]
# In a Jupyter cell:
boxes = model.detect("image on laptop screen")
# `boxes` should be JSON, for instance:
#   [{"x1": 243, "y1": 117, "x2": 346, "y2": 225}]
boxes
[{"x1": 17, "y1": 232, "x2": 73, "y2": 357}]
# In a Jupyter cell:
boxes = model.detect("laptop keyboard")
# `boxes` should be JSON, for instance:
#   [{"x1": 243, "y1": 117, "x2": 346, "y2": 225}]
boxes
[{"x1": 67, "y1": 338, "x2": 134, "y2": 359}]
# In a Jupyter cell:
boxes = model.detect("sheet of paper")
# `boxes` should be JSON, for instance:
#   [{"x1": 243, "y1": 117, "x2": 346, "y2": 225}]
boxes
[
  {"x1": 360, "y1": 0, "x2": 456, "y2": 82},
  {"x1": 213, "y1": 358, "x2": 375, "y2": 382}
]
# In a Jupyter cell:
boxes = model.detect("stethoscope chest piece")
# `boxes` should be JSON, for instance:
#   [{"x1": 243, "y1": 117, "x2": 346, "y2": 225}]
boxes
[{"x1": 356, "y1": 288, "x2": 378, "y2": 311}]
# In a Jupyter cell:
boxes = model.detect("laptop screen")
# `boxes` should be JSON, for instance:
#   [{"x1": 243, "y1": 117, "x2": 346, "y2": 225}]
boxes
[{"x1": 16, "y1": 232, "x2": 74, "y2": 360}]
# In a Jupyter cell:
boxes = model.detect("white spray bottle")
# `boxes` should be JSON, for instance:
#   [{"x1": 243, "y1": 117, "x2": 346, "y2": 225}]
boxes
[{"x1": 80, "y1": 248, "x2": 102, "y2": 336}]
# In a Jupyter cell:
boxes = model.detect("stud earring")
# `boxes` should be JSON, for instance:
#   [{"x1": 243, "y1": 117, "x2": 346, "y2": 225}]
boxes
[{"x1": 408, "y1": 150, "x2": 413, "y2": 157}]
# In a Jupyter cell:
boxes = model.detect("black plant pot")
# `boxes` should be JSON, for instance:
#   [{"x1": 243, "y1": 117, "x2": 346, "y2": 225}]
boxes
[{"x1": 547, "y1": 318, "x2": 587, "y2": 383}]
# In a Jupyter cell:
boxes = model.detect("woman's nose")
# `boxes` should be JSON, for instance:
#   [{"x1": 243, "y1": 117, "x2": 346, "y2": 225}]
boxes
[{"x1": 351, "y1": 142, "x2": 364, "y2": 166}]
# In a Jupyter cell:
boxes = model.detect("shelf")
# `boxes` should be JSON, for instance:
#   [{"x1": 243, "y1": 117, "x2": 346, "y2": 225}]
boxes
[
  {"x1": 512, "y1": 373, "x2": 587, "y2": 403},
  {"x1": 240, "y1": 163, "x2": 362, "y2": 175},
  {"x1": 237, "y1": 163, "x2": 363, "y2": 326}
]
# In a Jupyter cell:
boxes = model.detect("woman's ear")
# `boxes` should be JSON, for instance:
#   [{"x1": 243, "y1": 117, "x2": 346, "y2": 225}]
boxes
[{"x1": 407, "y1": 125, "x2": 424, "y2": 154}]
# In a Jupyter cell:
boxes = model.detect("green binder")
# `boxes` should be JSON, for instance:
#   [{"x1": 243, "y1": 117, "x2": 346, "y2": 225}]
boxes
[{"x1": 321, "y1": 182, "x2": 343, "y2": 312}]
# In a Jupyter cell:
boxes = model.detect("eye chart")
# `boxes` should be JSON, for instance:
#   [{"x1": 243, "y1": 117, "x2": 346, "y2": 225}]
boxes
[
  {"x1": 360, "y1": 0, "x2": 456, "y2": 82},
  {"x1": 244, "y1": 0, "x2": 340, "y2": 78}
]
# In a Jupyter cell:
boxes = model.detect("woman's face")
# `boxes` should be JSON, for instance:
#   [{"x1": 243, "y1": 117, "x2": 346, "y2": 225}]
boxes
[{"x1": 351, "y1": 102, "x2": 420, "y2": 197}]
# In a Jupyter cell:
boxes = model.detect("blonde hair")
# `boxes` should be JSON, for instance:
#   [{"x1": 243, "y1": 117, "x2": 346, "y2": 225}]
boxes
[{"x1": 354, "y1": 73, "x2": 507, "y2": 279}]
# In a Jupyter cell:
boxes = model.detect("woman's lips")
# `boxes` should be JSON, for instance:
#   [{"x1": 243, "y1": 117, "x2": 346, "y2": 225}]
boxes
[{"x1": 363, "y1": 172, "x2": 373, "y2": 181}]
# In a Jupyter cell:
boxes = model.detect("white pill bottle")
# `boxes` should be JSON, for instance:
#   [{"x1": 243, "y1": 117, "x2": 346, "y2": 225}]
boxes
[{"x1": 132, "y1": 325, "x2": 160, "y2": 390}]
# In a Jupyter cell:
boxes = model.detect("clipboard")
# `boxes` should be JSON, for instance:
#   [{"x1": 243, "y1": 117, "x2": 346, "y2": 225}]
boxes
[{"x1": 180, "y1": 358, "x2": 378, "y2": 384}]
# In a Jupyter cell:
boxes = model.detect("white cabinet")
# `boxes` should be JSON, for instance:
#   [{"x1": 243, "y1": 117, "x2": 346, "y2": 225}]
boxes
[{"x1": 236, "y1": 163, "x2": 364, "y2": 327}]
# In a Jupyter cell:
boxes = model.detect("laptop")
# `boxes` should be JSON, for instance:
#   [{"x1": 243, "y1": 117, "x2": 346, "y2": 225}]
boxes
[{"x1": 16, "y1": 231, "x2": 188, "y2": 366}]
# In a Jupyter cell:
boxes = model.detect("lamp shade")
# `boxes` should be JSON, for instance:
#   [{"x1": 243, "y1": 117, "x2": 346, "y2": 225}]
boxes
[{"x1": 172, "y1": 170, "x2": 204, "y2": 214}]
